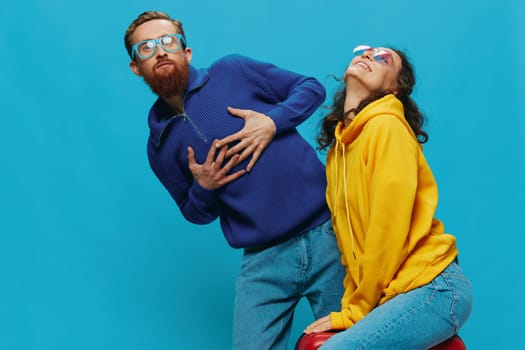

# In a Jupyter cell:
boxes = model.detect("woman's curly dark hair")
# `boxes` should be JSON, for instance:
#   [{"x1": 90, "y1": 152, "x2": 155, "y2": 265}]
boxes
[{"x1": 317, "y1": 49, "x2": 428, "y2": 151}]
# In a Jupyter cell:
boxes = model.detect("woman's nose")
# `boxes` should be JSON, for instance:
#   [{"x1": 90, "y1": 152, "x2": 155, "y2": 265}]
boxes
[{"x1": 362, "y1": 50, "x2": 374, "y2": 61}]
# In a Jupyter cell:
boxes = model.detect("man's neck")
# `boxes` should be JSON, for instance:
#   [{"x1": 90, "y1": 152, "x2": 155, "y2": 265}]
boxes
[{"x1": 163, "y1": 95, "x2": 184, "y2": 115}]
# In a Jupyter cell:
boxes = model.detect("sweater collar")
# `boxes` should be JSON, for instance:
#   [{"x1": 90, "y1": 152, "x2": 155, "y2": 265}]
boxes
[{"x1": 148, "y1": 65, "x2": 209, "y2": 147}]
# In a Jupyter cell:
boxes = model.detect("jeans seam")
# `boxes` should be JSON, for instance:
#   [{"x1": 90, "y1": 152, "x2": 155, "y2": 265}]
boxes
[
  {"x1": 322, "y1": 222, "x2": 338, "y2": 240},
  {"x1": 439, "y1": 273, "x2": 460, "y2": 332},
  {"x1": 442, "y1": 272, "x2": 471, "y2": 285},
  {"x1": 296, "y1": 235, "x2": 308, "y2": 290},
  {"x1": 352, "y1": 287, "x2": 437, "y2": 350}
]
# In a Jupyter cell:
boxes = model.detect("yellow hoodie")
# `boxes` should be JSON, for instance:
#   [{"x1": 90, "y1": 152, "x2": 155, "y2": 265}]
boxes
[{"x1": 327, "y1": 94, "x2": 458, "y2": 330}]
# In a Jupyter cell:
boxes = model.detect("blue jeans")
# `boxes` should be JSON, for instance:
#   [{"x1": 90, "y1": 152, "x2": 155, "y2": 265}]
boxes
[
  {"x1": 233, "y1": 220, "x2": 346, "y2": 350},
  {"x1": 320, "y1": 260, "x2": 473, "y2": 350}
]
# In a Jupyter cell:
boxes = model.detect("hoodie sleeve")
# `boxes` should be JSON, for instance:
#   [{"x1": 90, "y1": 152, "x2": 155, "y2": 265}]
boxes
[
  {"x1": 234, "y1": 55, "x2": 326, "y2": 134},
  {"x1": 330, "y1": 115, "x2": 419, "y2": 329}
]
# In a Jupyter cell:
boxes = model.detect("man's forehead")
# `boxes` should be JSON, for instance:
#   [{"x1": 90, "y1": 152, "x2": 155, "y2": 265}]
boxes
[{"x1": 134, "y1": 19, "x2": 176, "y2": 41}]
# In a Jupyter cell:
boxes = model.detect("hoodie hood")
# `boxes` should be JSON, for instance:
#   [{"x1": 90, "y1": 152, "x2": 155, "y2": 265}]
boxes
[{"x1": 335, "y1": 94, "x2": 417, "y2": 146}]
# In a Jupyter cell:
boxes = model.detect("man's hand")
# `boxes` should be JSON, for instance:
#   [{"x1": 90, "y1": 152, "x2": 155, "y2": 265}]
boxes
[
  {"x1": 216, "y1": 107, "x2": 276, "y2": 172},
  {"x1": 187, "y1": 140, "x2": 246, "y2": 190},
  {"x1": 304, "y1": 315, "x2": 334, "y2": 335}
]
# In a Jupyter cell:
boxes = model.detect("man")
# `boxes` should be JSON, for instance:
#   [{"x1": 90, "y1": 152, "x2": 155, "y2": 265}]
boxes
[{"x1": 124, "y1": 11, "x2": 344, "y2": 350}]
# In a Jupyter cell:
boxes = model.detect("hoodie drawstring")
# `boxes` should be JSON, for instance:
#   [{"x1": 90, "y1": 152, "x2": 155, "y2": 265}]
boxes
[{"x1": 335, "y1": 139, "x2": 357, "y2": 260}]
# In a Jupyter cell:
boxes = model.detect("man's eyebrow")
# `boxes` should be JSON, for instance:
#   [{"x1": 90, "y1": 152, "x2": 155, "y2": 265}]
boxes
[{"x1": 137, "y1": 33, "x2": 174, "y2": 42}]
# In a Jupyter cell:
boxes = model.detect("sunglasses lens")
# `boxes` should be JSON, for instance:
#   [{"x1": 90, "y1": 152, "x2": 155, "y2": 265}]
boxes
[
  {"x1": 352, "y1": 45, "x2": 392, "y2": 64},
  {"x1": 374, "y1": 52, "x2": 392, "y2": 64},
  {"x1": 353, "y1": 45, "x2": 372, "y2": 56}
]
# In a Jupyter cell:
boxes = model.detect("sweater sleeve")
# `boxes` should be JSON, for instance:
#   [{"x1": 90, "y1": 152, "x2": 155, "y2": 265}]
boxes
[
  {"x1": 331, "y1": 116, "x2": 419, "y2": 329},
  {"x1": 235, "y1": 55, "x2": 326, "y2": 134},
  {"x1": 148, "y1": 150, "x2": 221, "y2": 225}
]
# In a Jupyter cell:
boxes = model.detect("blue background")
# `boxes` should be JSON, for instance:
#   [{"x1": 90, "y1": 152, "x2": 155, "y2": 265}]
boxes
[{"x1": 1, "y1": 0, "x2": 523, "y2": 349}]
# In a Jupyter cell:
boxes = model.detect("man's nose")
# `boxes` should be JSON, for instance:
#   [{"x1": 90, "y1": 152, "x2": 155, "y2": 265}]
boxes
[{"x1": 156, "y1": 43, "x2": 168, "y2": 57}]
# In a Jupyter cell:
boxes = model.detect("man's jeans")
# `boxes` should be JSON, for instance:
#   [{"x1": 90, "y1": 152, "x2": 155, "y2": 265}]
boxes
[
  {"x1": 233, "y1": 220, "x2": 345, "y2": 350},
  {"x1": 320, "y1": 260, "x2": 472, "y2": 350}
]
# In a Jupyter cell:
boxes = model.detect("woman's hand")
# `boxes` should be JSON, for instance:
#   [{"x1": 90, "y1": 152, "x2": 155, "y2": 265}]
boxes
[{"x1": 304, "y1": 315, "x2": 334, "y2": 334}]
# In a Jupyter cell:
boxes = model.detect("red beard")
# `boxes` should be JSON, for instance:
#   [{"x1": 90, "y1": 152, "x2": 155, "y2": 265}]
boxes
[{"x1": 142, "y1": 59, "x2": 189, "y2": 98}]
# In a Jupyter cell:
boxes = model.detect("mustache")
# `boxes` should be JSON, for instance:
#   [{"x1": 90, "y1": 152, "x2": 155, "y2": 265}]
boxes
[
  {"x1": 142, "y1": 59, "x2": 189, "y2": 98},
  {"x1": 154, "y1": 58, "x2": 175, "y2": 69}
]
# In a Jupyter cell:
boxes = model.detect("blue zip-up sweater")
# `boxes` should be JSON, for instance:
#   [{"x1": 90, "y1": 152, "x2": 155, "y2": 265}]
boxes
[{"x1": 147, "y1": 54, "x2": 330, "y2": 248}]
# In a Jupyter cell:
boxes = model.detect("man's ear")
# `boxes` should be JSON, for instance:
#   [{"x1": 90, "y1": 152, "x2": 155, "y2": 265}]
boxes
[
  {"x1": 184, "y1": 47, "x2": 193, "y2": 64},
  {"x1": 129, "y1": 60, "x2": 142, "y2": 77}
]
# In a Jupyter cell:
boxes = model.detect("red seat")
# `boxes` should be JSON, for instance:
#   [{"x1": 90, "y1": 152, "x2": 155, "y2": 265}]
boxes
[
  {"x1": 295, "y1": 332, "x2": 466, "y2": 350},
  {"x1": 429, "y1": 335, "x2": 466, "y2": 350},
  {"x1": 295, "y1": 332, "x2": 338, "y2": 350}
]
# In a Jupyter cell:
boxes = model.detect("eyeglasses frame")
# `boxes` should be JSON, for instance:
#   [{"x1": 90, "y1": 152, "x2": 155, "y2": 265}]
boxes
[{"x1": 131, "y1": 33, "x2": 186, "y2": 61}]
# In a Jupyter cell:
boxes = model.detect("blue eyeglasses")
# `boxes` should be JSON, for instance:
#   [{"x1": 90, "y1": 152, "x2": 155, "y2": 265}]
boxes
[
  {"x1": 353, "y1": 45, "x2": 393, "y2": 65},
  {"x1": 131, "y1": 34, "x2": 186, "y2": 60}
]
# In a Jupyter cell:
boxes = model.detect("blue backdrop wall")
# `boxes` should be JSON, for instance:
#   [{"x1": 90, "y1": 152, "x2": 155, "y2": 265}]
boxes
[{"x1": 1, "y1": 1, "x2": 523, "y2": 349}]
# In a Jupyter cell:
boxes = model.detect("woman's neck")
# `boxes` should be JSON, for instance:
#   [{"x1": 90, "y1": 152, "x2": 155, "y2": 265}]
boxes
[{"x1": 343, "y1": 89, "x2": 368, "y2": 127}]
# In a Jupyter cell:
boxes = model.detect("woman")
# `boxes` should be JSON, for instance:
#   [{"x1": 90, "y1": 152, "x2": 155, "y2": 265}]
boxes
[{"x1": 304, "y1": 46, "x2": 472, "y2": 349}]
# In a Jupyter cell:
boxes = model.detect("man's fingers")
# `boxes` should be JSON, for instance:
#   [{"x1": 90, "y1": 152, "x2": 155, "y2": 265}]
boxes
[
  {"x1": 187, "y1": 146, "x2": 196, "y2": 165},
  {"x1": 217, "y1": 107, "x2": 250, "y2": 147},
  {"x1": 220, "y1": 153, "x2": 241, "y2": 173},
  {"x1": 205, "y1": 140, "x2": 219, "y2": 164},
  {"x1": 246, "y1": 150, "x2": 262, "y2": 172},
  {"x1": 218, "y1": 168, "x2": 246, "y2": 186},
  {"x1": 223, "y1": 138, "x2": 249, "y2": 157},
  {"x1": 227, "y1": 106, "x2": 248, "y2": 119},
  {"x1": 236, "y1": 144, "x2": 256, "y2": 164},
  {"x1": 214, "y1": 144, "x2": 229, "y2": 165},
  {"x1": 226, "y1": 142, "x2": 265, "y2": 171},
  {"x1": 216, "y1": 132, "x2": 242, "y2": 149},
  {"x1": 214, "y1": 155, "x2": 245, "y2": 186}
]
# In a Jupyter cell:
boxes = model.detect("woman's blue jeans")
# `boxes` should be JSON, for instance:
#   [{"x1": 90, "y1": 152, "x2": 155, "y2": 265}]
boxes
[
  {"x1": 233, "y1": 220, "x2": 346, "y2": 350},
  {"x1": 320, "y1": 260, "x2": 473, "y2": 350}
]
